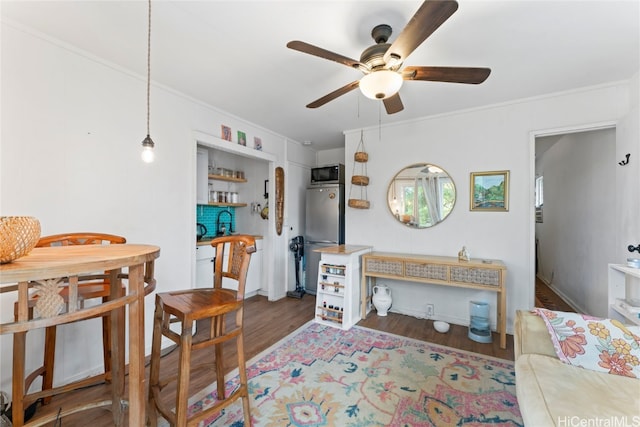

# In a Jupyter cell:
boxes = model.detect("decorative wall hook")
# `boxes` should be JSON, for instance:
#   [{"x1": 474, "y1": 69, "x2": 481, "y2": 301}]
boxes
[
  {"x1": 629, "y1": 244, "x2": 640, "y2": 253},
  {"x1": 618, "y1": 153, "x2": 630, "y2": 166}
]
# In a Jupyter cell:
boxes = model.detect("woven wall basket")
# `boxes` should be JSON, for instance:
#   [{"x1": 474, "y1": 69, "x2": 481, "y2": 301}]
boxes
[
  {"x1": 354, "y1": 151, "x2": 368, "y2": 162},
  {"x1": 348, "y1": 130, "x2": 370, "y2": 209},
  {"x1": 351, "y1": 175, "x2": 369, "y2": 186},
  {"x1": 0, "y1": 216, "x2": 41, "y2": 263},
  {"x1": 348, "y1": 199, "x2": 370, "y2": 209}
]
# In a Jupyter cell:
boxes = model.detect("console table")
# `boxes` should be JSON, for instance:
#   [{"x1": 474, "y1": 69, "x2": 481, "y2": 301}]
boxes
[{"x1": 360, "y1": 252, "x2": 507, "y2": 349}]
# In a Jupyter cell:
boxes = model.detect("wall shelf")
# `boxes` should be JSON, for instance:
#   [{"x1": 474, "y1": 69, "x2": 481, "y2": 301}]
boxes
[
  {"x1": 208, "y1": 174, "x2": 247, "y2": 183},
  {"x1": 202, "y1": 202, "x2": 247, "y2": 207}
]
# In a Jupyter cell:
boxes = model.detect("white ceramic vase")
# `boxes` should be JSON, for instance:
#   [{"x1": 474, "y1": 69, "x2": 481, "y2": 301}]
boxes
[{"x1": 372, "y1": 285, "x2": 392, "y2": 316}]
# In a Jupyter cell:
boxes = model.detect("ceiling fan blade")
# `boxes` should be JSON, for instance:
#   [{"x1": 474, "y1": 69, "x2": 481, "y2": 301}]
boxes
[
  {"x1": 403, "y1": 66, "x2": 491, "y2": 84},
  {"x1": 384, "y1": 1, "x2": 459, "y2": 64},
  {"x1": 287, "y1": 41, "x2": 363, "y2": 69},
  {"x1": 383, "y1": 93, "x2": 404, "y2": 114},
  {"x1": 306, "y1": 81, "x2": 360, "y2": 109}
]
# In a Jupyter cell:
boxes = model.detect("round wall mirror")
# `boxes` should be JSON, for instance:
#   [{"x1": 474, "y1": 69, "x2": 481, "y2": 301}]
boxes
[{"x1": 387, "y1": 163, "x2": 456, "y2": 228}]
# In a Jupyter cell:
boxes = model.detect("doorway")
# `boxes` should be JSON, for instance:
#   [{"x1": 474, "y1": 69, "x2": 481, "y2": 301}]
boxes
[
  {"x1": 534, "y1": 277, "x2": 575, "y2": 311},
  {"x1": 532, "y1": 125, "x2": 616, "y2": 315}
]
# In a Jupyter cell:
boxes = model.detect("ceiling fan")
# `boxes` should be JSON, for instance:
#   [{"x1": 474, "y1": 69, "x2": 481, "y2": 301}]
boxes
[{"x1": 286, "y1": 0, "x2": 491, "y2": 114}]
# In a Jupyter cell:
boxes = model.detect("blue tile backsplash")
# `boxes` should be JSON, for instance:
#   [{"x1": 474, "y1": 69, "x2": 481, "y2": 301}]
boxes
[{"x1": 196, "y1": 205, "x2": 236, "y2": 238}]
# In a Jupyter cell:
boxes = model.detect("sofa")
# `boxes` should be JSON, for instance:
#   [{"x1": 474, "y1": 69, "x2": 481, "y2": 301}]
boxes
[{"x1": 514, "y1": 310, "x2": 640, "y2": 426}]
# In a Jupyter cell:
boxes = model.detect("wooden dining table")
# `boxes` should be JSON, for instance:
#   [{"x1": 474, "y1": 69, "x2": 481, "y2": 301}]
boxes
[{"x1": 0, "y1": 243, "x2": 160, "y2": 426}]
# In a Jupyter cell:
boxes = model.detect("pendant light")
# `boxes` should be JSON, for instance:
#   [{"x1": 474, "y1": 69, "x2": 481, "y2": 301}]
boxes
[{"x1": 140, "y1": 0, "x2": 155, "y2": 163}]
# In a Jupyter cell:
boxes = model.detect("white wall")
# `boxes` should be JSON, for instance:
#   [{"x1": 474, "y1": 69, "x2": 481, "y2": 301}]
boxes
[
  {"x1": 344, "y1": 79, "x2": 638, "y2": 331},
  {"x1": 0, "y1": 21, "x2": 314, "y2": 395},
  {"x1": 278, "y1": 140, "x2": 316, "y2": 293},
  {"x1": 316, "y1": 148, "x2": 345, "y2": 167},
  {"x1": 616, "y1": 72, "x2": 640, "y2": 263},
  {"x1": 283, "y1": 140, "x2": 316, "y2": 294},
  {"x1": 535, "y1": 129, "x2": 616, "y2": 316}
]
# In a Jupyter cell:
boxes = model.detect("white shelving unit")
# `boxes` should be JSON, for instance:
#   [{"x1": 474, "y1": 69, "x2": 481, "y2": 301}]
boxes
[
  {"x1": 608, "y1": 263, "x2": 640, "y2": 326},
  {"x1": 315, "y1": 245, "x2": 372, "y2": 330}
]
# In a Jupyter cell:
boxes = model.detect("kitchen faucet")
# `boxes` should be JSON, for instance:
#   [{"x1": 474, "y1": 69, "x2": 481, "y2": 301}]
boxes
[{"x1": 216, "y1": 210, "x2": 233, "y2": 236}]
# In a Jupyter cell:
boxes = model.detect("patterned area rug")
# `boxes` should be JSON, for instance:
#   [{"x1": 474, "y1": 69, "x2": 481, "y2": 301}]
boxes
[{"x1": 178, "y1": 321, "x2": 522, "y2": 426}]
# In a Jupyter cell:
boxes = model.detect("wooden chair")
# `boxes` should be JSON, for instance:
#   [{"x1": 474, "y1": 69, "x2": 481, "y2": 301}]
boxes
[
  {"x1": 14, "y1": 232, "x2": 126, "y2": 407},
  {"x1": 148, "y1": 234, "x2": 256, "y2": 427}
]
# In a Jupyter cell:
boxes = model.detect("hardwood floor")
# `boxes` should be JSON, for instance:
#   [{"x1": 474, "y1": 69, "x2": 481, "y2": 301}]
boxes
[
  {"x1": 535, "y1": 276, "x2": 575, "y2": 312},
  {"x1": 19, "y1": 294, "x2": 514, "y2": 426},
  {"x1": 358, "y1": 309, "x2": 514, "y2": 361}
]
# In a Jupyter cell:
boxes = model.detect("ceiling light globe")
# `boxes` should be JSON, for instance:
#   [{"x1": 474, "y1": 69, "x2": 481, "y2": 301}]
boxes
[
  {"x1": 141, "y1": 135, "x2": 155, "y2": 163},
  {"x1": 359, "y1": 70, "x2": 403, "y2": 100},
  {"x1": 141, "y1": 146, "x2": 154, "y2": 163}
]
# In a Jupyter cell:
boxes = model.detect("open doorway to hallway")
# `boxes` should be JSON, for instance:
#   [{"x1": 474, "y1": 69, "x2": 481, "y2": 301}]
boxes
[
  {"x1": 535, "y1": 277, "x2": 575, "y2": 311},
  {"x1": 533, "y1": 126, "x2": 616, "y2": 316}
]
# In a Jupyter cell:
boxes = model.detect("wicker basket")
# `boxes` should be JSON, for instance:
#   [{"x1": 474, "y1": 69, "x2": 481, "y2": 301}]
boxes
[
  {"x1": 351, "y1": 175, "x2": 369, "y2": 186},
  {"x1": 348, "y1": 199, "x2": 370, "y2": 209},
  {"x1": 0, "y1": 216, "x2": 41, "y2": 264},
  {"x1": 354, "y1": 151, "x2": 368, "y2": 162}
]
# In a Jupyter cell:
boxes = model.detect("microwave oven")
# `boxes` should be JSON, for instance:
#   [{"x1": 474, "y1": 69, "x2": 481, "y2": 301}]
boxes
[{"x1": 310, "y1": 164, "x2": 345, "y2": 185}]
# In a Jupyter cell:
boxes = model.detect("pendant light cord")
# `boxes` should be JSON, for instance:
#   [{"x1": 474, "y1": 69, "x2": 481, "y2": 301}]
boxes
[
  {"x1": 146, "y1": 0, "x2": 152, "y2": 137},
  {"x1": 140, "y1": 0, "x2": 154, "y2": 162}
]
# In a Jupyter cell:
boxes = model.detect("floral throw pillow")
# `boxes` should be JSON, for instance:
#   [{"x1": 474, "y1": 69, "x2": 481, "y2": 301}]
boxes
[{"x1": 534, "y1": 308, "x2": 640, "y2": 378}]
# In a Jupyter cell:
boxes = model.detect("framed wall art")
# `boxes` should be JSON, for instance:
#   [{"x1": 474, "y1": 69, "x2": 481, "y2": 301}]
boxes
[
  {"x1": 237, "y1": 131, "x2": 246, "y2": 146},
  {"x1": 221, "y1": 125, "x2": 232, "y2": 141},
  {"x1": 470, "y1": 170, "x2": 510, "y2": 211}
]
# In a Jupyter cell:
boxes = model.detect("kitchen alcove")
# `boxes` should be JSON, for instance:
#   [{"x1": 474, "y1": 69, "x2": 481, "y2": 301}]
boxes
[
  {"x1": 196, "y1": 144, "x2": 270, "y2": 236},
  {"x1": 194, "y1": 130, "x2": 277, "y2": 299}
]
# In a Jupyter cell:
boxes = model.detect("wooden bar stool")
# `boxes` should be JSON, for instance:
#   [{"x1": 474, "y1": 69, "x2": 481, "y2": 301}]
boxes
[
  {"x1": 148, "y1": 234, "x2": 256, "y2": 427},
  {"x1": 13, "y1": 233, "x2": 125, "y2": 409}
]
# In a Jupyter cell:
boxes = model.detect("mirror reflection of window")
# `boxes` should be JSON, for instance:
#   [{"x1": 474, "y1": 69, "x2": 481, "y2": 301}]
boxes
[{"x1": 387, "y1": 163, "x2": 456, "y2": 228}]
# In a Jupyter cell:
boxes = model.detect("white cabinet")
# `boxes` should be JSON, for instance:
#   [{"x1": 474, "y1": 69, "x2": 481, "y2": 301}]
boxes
[
  {"x1": 246, "y1": 238, "x2": 263, "y2": 297},
  {"x1": 196, "y1": 148, "x2": 209, "y2": 204},
  {"x1": 608, "y1": 263, "x2": 640, "y2": 326},
  {"x1": 195, "y1": 244, "x2": 215, "y2": 288},
  {"x1": 315, "y1": 246, "x2": 372, "y2": 330}
]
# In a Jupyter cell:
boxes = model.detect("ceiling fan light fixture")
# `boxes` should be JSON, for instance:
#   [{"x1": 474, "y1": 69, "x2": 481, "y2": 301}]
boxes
[{"x1": 359, "y1": 70, "x2": 403, "y2": 100}]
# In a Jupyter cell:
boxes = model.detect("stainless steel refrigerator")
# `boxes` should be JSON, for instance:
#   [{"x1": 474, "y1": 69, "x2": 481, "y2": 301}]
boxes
[{"x1": 304, "y1": 184, "x2": 345, "y2": 294}]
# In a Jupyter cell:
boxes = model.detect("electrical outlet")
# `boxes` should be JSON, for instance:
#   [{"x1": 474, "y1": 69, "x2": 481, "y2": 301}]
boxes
[{"x1": 426, "y1": 304, "x2": 434, "y2": 317}]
